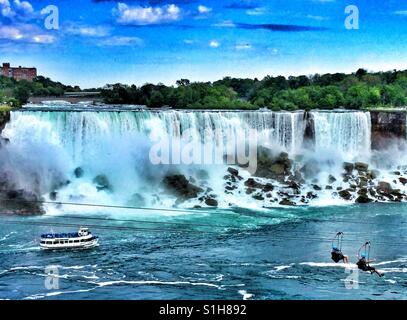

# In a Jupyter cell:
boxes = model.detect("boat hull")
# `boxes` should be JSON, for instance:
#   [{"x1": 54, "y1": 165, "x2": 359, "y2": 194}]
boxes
[{"x1": 40, "y1": 238, "x2": 99, "y2": 250}]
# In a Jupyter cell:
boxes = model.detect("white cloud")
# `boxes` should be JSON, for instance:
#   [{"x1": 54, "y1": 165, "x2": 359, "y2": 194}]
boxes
[
  {"x1": 212, "y1": 20, "x2": 235, "y2": 28},
  {"x1": 0, "y1": 0, "x2": 35, "y2": 19},
  {"x1": 306, "y1": 14, "x2": 329, "y2": 21},
  {"x1": 14, "y1": 0, "x2": 33, "y2": 15},
  {"x1": 0, "y1": 23, "x2": 55, "y2": 43},
  {"x1": 198, "y1": 5, "x2": 212, "y2": 14},
  {"x1": 113, "y1": 2, "x2": 181, "y2": 25},
  {"x1": 66, "y1": 24, "x2": 110, "y2": 37},
  {"x1": 98, "y1": 36, "x2": 143, "y2": 47},
  {"x1": 395, "y1": 10, "x2": 407, "y2": 16},
  {"x1": 0, "y1": 0, "x2": 14, "y2": 18},
  {"x1": 270, "y1": 48, "x2": 279, "y2": 55},
  {"x1": 209, "y1": 40, "x2": 220, "y2": 48},
  {"x1": 32, "y1": 34, "x2": 54, "y2": 43},
  {"x1": 246, "y1": 7, "x2": 266, "y2": 16},
  {"x1": 184, "y1": 39, "x2": 194, "y2": 45},
  {"x1": 235, "y1": 43, "x2": 252, "y2": 50},
  {"x1": 0, "y1": 25, "x2": 22, "y2": 39}
]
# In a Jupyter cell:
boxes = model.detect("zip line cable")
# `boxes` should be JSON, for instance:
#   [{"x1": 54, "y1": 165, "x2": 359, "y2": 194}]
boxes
[
  {"x1": 1, "y1": 199, "x2": 407, "y2": 243},
  {"x1": 1, "y1": 198, "x2": 223, "y2": 215},
  {"x1": 2, "y1": 219, "x2": 406, "y2": 247},
  {"x1": 2, "y1": 198, "x2": 407, "y2": 228},
  {"x1": 22, "y1": 213, "x2": 407, "y2": 241},
  {"x1": 1, "y1": 220, "x2": 221, "y2": 235}
]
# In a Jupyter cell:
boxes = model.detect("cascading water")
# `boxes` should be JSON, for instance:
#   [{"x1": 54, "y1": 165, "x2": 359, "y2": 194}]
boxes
[
  {"x1": 311, "y1": 111, "x2": 372, "y2": 161},
  {"x1": 0, "y1": 109, "x2": 306, "y2": 212},
  {"x1": 2, "y1": 107, "x2": 407, "y2": 213}
]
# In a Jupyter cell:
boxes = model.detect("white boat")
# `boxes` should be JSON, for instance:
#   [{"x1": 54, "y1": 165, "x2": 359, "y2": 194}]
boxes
[{"x1": 40, "y1": 227, "x2": 99, "y2": 250}]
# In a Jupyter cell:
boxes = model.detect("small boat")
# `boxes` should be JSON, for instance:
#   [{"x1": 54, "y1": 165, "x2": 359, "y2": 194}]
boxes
[{"x1": 40, "y1": 227, "x2": 99, "y2": 250}]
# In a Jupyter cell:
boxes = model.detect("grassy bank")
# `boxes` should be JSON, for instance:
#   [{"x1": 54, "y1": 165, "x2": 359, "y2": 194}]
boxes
[{"x1": 0, "y1": 105, "x2": 13, "y2": 112}]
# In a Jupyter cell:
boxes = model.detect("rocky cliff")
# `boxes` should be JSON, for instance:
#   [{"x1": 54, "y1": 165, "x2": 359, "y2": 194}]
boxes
[
  {"x1": 0, "y1": 111, "x2": 10, "y2": 133},
  {"x1": 370, "y1": 111, "x2": 406, "y2": 150}
]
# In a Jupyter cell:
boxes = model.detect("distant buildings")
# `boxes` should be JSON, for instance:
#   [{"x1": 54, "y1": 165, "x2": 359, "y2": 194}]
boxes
[{"x1": 0, "y1": 63, "x2": 37, "y2": 81}]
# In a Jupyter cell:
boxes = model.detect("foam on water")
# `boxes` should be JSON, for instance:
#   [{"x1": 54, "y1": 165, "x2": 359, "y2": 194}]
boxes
[{"x1": 1, "y1": 108, "x2": 407, "y2": 215}]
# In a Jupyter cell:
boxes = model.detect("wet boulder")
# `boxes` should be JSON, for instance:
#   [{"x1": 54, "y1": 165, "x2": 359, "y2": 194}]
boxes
[
  {"x1": 93, "y1": 174, "x2": 112, "y2": 192},
  {"x1": 399, "y1": 177, "x2": 407, "y2": 185},
  {"x1": 262, "y1": 183, "x2": 274, "y2": 192},
  {"x1": 205, "y1": 197, "x2": 218, "y2": 207},
  {"x1": 244, "y1": 178, "x2": 264, "y2": 189},
  {"x1": 357, "y1": 177, "x2": 368, "y2": 188},
  {"x1": 285, "y1": 180, "x2": 300, "y2": 191},
  {"x1": 377, "y1": 181, "x2": 392, "y2": 194},
  {"x1": 227, "y1": 167, "x2": 239, "y2": 177},
  {"x1": 390, "y1": 189, "x2": 404, "y2": 201},
  {"x1": 338, "y1": 189, "x2": 352, "y2": 200},
  {"x1": 279, "y1": 198, "x2": 296, "y2": 206},
  {"x1": 355, "y1": 162, "x2": 369, "y2": 172},
  {"x1": 255, "y1": 148, "x2": 292, "y2": 181},
  {"x1": 270, "y1": 164, "x2": 285, "y2": 175},
  {"x1": 252, "y1": 194, "x2": 265, "y2": 201},
  {"x1": 74, "y1": 167, "x2": 84, "y2": 178},
  {"x1": 368, "y1": 188, "x2": 377, "y2": 197},
  {"x1": 306, "y1": 191, "x2": 317, "y2": 199},
  {"x1": 49, "y1": 191, "x2": 58, "y2": 201},
  {"x1": 163, "y1": 174, "x2": 204, "y2": 200},
  {"x1": 343, "y1": 162, "x2": 354, "y2": 175},
  {"x1": 328, "y1": 175, "x2": 337, "y2": 184},
  {"x1": 225, "y1": 185, "x2": 236, "y2": 191},
  {"x1": 356, "y1": 194, "x2": 372, "y2": 203}
]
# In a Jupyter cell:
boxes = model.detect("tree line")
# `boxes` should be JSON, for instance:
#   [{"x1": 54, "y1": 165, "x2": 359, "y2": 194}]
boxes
[
  {"x1": 0, "y1": 76, "x2": 80, "y2": 107},
  {"x1": 1, "y1": 68, "x2": 407, "y2": 110},
  {"x1": 101, "y1": 69, "x2": 407, "y2": 110}
]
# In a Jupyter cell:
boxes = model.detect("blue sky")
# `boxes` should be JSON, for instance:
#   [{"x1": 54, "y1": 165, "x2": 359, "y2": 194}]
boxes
[{"x1": 1, "y1": 0, "x2": 407, "y2": 88}]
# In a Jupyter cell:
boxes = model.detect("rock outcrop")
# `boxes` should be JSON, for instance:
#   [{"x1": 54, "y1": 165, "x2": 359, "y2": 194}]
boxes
[
  {"x1": 370, "y1": 111, "x2": 406, "y2": 150},
  {"x1": 0, "y1": 189, "x2": 45, "y2": 215},
  {"x1": 0, "y1": 111, "x2": 10, "y2": 133},
  {"x1": 163, "y1": 174, "x2": 204, "y2": 202}
]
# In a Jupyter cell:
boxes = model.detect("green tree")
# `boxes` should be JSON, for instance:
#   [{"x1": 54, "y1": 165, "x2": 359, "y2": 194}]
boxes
[{"x1": 13, "y1": 86, "x2": 30, "y2": 105}]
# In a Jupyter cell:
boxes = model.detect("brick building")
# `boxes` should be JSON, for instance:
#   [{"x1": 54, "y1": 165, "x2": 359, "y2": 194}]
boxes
[{"x1": 0, "y1": 63, "x2": 37, "y2": 81}]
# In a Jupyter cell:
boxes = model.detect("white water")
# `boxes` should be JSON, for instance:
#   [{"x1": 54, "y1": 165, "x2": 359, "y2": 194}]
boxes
[
  {"x1": 0, "y1": 108, "x2": 405, "y2": 212},
  {"x1": 311, "y1": 111, "x2": 371, "y2": 161},
  {"x1": 0, "y1": 110, "x2": 306, "y2": 212}
]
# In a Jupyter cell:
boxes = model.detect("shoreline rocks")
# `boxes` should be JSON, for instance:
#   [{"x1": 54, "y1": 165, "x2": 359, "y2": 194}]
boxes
[
  {"x1": 0, "y1": 189, "x2": 45, "y2": 216},
  {"x1": 163, "y1": 174, "x2": 204, "y2": 202}
]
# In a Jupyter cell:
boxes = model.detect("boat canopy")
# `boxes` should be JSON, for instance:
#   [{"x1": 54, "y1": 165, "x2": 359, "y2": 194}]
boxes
[{"x1": 41, "y1": 232, "x2": 81, "y2": 239}]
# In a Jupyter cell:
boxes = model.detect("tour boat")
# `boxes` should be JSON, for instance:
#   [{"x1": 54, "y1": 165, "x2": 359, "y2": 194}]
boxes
[{"x1": 40, "y1": 227, "x2": 99, "y2": 250}]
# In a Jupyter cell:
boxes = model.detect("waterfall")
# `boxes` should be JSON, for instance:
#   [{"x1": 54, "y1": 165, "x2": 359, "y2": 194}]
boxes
[
  {"x1": 0, "y1": 110, "x2": 306, "y2": 210},
  {"x1": 311, "y1": 111, "x2": 371, "y2": 160},
  {"x1": 2, "y1": 110, "x2": 306, "y2": 158},
  {"x1": 5, "y1": 108, "x2": 399, "y2": 211}
]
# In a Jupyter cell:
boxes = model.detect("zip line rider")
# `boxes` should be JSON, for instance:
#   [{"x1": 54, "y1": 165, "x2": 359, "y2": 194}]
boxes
[
  {"x1": 356, "y1": 241, "x2": 384, "y2": 277},
  {"x1": 331, "y1": 232, "x2": 349, "y2": 263}
]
